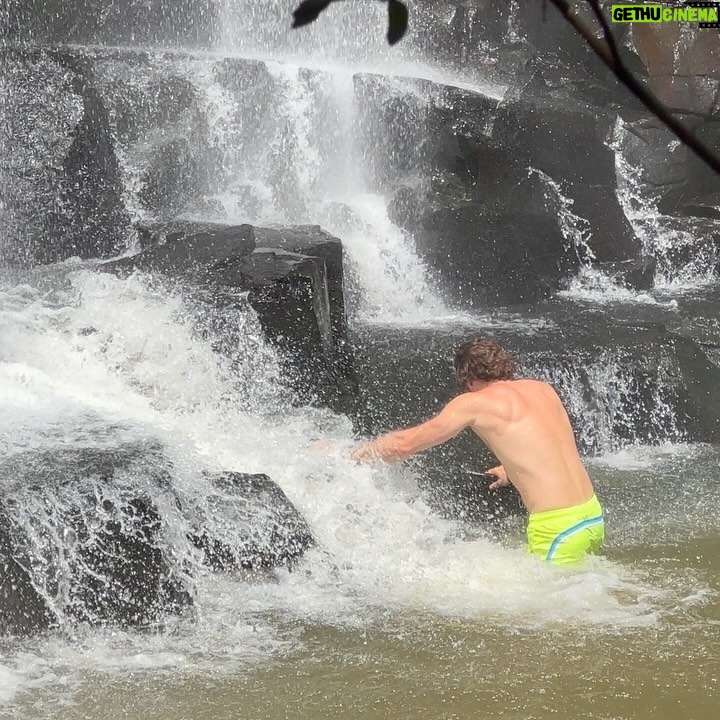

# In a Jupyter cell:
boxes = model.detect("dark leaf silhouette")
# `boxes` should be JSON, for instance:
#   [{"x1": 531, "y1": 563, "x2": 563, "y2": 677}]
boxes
[
  {"x1": 386, "y1": 0, "x2": 408, "y2": 45},
  {"x1": 291, "y1": 0, "x2": 408, "y2": 45},
  {"x1": 292, "y1": 0, "x2": 334, "y2": 28}
]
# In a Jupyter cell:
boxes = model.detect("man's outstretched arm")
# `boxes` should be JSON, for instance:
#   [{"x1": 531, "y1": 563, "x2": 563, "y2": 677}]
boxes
[{"x1": 351, "y1": 396, "x2": 475, "y2": 463}]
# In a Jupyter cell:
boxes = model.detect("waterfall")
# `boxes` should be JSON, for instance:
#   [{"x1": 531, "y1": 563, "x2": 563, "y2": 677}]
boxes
[
  {"x1": 611, "y1": 116, "x2": 718, "y2": 290},
  {"x1": 90, "y1": 48, "x2": 448, "y2": 321},
  {"x1": 529, "y1": 349, "x2": 687, "y2": 456},
  {"x1": 3, "y1": 4, "x2": 719, "y2": 712}
]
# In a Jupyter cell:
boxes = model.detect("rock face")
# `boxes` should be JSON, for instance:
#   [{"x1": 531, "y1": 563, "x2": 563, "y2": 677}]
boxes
[
  {"x1": 0, "y1": 439, "x2": 319, "y2": 635},
  {"x1": 0, "y1": 48, "x2": 130, "y2": 265},
  {"x1": 357, "y1": 71, "x2": 640, "y2": 306},
  {"x1": 403, "y1": 1, "x2": 720, "y2": 239},
  {"x1": 189, "y1": 472, "x2": 315, "y2": 571},
  {"x1": 1, "y1": 0, "x2": 219, "y2": 46},
  {"x1": 0, "y1": 514, "x2": 52, "y2": 636},
  {"x1": 0, "y1": 442, "x2": 192, "y2": 633},
  {"x1": 105, "y1": 221, "x2": 358, "y2": 412},
  {"x1": 631, "y1": 22, "x2": 720, "y2": 118}
]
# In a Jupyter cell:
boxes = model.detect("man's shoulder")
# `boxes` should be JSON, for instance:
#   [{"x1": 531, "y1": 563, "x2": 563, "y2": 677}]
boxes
[
  {"x1": 506, "y1": 378, "x2": 553, "y2": 393},
  {"x1": 482, "y1": 379, "x2": 557, "y2": 411}
]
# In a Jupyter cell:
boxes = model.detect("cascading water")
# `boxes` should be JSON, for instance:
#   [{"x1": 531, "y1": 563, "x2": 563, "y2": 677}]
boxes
[
  {"x1": 3, "y1": 2, "x2": 720, "y2": 717},
  {"x1": 611, "y1": 116, "x2": 719, "y2": 290},
  {"x1": 84, "y1": 45, "x2": 449, "y2": 322},
  {"x1": 529, "y1": 350, "x2": 686, "y2": 456},
  {"x1": 2, "y1": 266, "x2": 679, "y2": 709}
]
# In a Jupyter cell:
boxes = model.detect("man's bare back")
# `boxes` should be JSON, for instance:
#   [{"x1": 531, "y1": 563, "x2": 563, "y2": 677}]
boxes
[
  {"x1": 464, "y1": 379, "x2": 594, "y2": 513},
  {"x1": 350, "y1": 338, "x2": 604, "y2": 564},
  {"x1": 351, "y1": 378, "x2": 593, "y2": 514}
]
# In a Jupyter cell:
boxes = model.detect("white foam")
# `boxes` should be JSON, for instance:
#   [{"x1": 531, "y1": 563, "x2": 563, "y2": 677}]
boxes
[
  {"x1": 559, "y1": 266, "x2": 678, "y2": 307},
  {"x1": 589, "y1": 442, "x2": 709, "y2": 472},
  {"x1": 0, "y1": 268, "x2": 711, "y2": 710}
]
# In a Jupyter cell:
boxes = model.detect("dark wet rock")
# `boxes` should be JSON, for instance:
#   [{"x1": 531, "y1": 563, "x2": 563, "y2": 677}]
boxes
[
  {"x1": 495, "y1": 89, "x2": 618, "y2": 187},
  {"x1": 355, "y1": 72, "x2": 639, "y2": 307},
  {"x1": 215, "y1": 58, "x2": 274, "y2": 97},
  {"x1": 684, "y1": 120, "x2": 720, "y2": 209},
  {"x1": 43, "y1": 85, "x2": 130, "y2": 262},
  {"x1": 670, "y1": 333, "x2": 720, "y2": 444},
  {"x1": 104, "y1": 222, "x2": 358, "y2": 412},
  {"x1": 597, "y1": 258, "x2": 656, "y2": 291},
  {"x1": 216, "y1": 245, "x2": 356, "y2": 410},
  {"x1": 616, "y1": 115, "x2": 694, "y2": 213},
  {"x1": 632, "y1": 22, "x2": 720, "y2": 117},
  {"x1": 111, "y1": 221, "x2": 256, "y2": 278},
  {"x1": 107, "y1": 74, "x2": 198, "y2": 145},
  {"x1": 66, "y1": 494, "x2": 191, "y2": 626},
  {"x1": 254, "y1": 226, "x2": 357, "y2": 400},
  {"x1": 190, "y1": 472, "x2": 315, "y2": 571},
  {"x1": 415, "y1": 203, "x2": 575, "y2": 306},
  {"x1": 0, "y1": 48, "x2": 130, "y2": 265},
  {"x1": 419, "y1": 472, "x2": 524, "y2": 525},
  {"x1": 681, "y1": 192, "x2": 720, "y2": 220},
  {"x1": 409, "y1": 1, "x2": 614, "y2": 94},
  {"x1": 617, "y1": 114, "x2": 720, "y2": 214},
  {"x1": 139, "y1": 137, "x2": 213, "y2": 215},
  {"x1": 0, "y1": 515, "x2": 52, "y2": 636},
  {"x1": 0, "y1": 442, "x2": 193, "y2": 632},
  {"x1": 413, "y1": 174, "x2": 581, "y2": 307}
]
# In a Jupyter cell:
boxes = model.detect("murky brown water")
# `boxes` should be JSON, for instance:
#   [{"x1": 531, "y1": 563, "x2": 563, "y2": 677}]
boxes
[{"x1": 6, "y1": 533, "x2": 718, "y2": 720}]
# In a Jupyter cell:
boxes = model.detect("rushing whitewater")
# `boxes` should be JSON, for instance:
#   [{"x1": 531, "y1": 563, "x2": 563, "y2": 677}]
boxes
[
  {"x1": 2, "y1": 263, "x2": 700, "y2": 708},
  {"x1": 2, "y1": 2, "x2": 720, "y2": 716}
]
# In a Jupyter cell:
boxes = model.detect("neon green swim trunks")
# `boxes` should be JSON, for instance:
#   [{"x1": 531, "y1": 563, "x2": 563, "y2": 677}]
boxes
[{"x1": 527, "y1": 495, "x2": 605, "y2": 566}]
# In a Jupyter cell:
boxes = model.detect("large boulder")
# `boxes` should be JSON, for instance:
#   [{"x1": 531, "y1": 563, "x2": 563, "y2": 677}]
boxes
[
  {"x1": 631, "y1": 22, "x2": 720, "y2": 117},
  {"x1": 254, "y1": 226, "x2": 358, "y2": 403},
  {"x1": 615, "y1": 113, "x2": 720, "y2": 214},
  {"x1": 413, "y1": 186, "x2": 580, "y2": 307},
  {"x1": 0, "y1": 442, "x2": 192, "y2": 633},
  {"x1": 355, "y1": 71, "x2": 640, "y2": 307},
  {"x1": 407, "y1": 1, "x2": 614, "y2": 87},
  {"x1": 189, "y1": 472, "x2": 315, "y2": 571},
  {"x1": 104, "y1": 221, "x2": 358, "y2": 412},
  {"x1": 612, "y1": 22, "x2": 720, "y2": 212}
]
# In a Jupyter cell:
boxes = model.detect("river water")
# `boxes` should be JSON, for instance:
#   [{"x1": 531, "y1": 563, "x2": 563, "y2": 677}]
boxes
[
  {"x1": 1, "y1": 264, "x2": 719, "y2": 719},
  {"x1": 2, "y1": 1, "x2": 720, "y2": 718}
]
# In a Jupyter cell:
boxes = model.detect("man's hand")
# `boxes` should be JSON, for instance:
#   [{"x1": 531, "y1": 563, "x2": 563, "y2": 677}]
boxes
[
  {"x1": 486, "y1": 464, "x2": 510, "y2": 490},
  {"x1": 305, "y1": 439, "x2": 337, "y2": 455},
  {"x1": 350, "y1": 440, "x2": 379, "y2": 463}
]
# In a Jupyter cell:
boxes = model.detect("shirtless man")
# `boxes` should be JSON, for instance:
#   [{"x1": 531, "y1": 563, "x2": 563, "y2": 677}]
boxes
[{"x1": 351, "y1": 338, "x2": 604, "y2": 566}]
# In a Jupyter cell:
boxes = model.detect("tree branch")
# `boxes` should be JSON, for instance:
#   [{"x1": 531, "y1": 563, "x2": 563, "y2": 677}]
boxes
[
  {"x1": 551, "y1": 0, "x2": 720, "y2": 176},
  {"x1": 587, "y1": 0, "x2": 622, "y2": 69}
]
